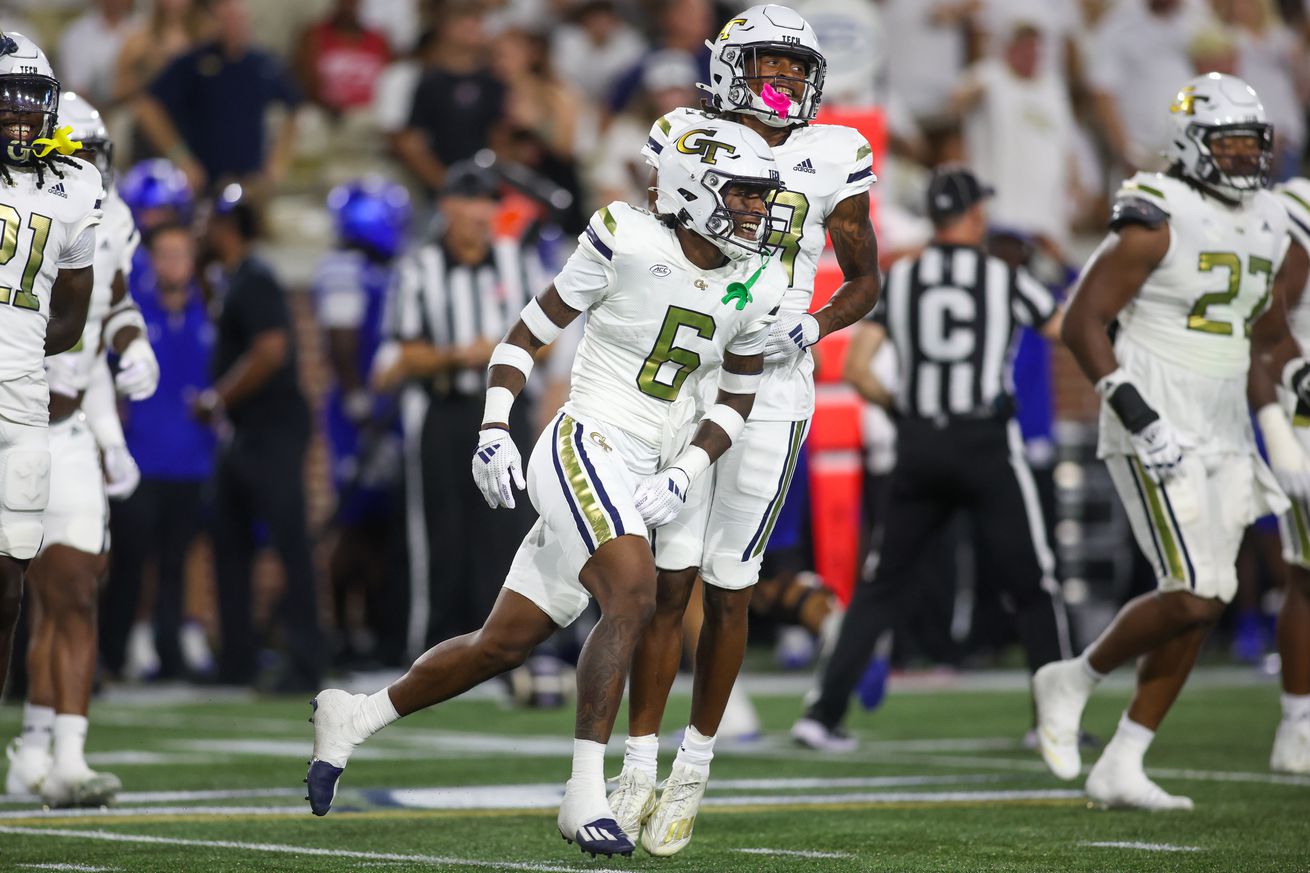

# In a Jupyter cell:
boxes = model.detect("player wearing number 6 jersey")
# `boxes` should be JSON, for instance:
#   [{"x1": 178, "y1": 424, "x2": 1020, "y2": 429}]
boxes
[
  {"x1": 612, "y1": 4, "x2": 879, "y2": 856},
  {"x1": 305, "y1": 119, "x2": 787, "y2": 859},
  {"x1": 0, "y1": 33, "x2": 101, "y2": 705},
  {"x1": 1035, "y1": 73, "x2": 1295, "y2": 811}
]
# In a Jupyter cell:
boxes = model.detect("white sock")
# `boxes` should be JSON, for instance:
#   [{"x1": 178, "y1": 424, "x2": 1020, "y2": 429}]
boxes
[
  {"x1": 674, "y1": 726, "x2": 715, "y2": 776},
  {"x1": 1282, "y1": 693, "x2": 1310, "y2": 722},
  {"x1": 1103, "y1": 713, "x2": 1154, "y2": 766},
  {"x1": 16, "y1": 703, "x2": 54, "y2": 759},
  {"x1": 353, "y1": 688, "x2": 400, "y2": 739},
  {"x1": 569, "y1": 738, "x2": 606, "y2": 791},
  {"x1": 1077, "y1": 652, "x2": 1106, "y2": 686},
  {"x1": 624, "y1": 734, "x2": 658, "y2": 782},
  {"x1": 51, "y1": 714, "x2": 89, "y2": 772}
]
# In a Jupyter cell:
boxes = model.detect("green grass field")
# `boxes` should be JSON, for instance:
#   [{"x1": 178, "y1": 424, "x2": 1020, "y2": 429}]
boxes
[{"x1": 0, "y1": 670, "x2": 1306, "y2": 872}]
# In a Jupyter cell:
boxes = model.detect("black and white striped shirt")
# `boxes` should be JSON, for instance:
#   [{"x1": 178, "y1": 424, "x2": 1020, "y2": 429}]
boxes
[
  {"x1": 384, "y1": 238, "x2": 546, "y2": 396},
  {"x1": 873, "y1": 243, "x2": 1057, "y2": 421}
]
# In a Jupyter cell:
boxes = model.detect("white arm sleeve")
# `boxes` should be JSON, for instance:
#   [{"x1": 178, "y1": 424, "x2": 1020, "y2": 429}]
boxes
[{"x1": 83, "y1": 356, "x2": 127, "y2": 449}]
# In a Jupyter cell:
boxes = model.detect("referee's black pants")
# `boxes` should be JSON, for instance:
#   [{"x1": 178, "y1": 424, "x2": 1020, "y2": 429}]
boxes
[
  {"x1": 419, "y1": 393, "x2": 536, "y2": 644},
  {"x1": 212, "y1": 423, "x2": 323, "y2": 687},
  {"x1": 806, "y1": 417, "x2": 1071, "y2": 729}
]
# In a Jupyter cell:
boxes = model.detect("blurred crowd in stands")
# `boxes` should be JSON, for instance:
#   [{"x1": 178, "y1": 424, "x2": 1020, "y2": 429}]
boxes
[{"x1": 2, "y1": 0, "x2": 1306, "y2": 698}]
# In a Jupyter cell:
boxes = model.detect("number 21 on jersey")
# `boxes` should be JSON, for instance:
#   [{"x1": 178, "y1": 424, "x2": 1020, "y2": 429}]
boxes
[{"x1": 0, "y1": 203, "x2": 51, "y2": 312}]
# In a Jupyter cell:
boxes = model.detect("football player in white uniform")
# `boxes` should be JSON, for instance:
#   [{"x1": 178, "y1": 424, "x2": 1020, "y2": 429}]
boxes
[
  {"x1": 0, "y1": 34, "x2": 101, "y2": 705},
  {"x1": 306, "y1": 120, "x2": 788, "y2": 858},
  {"x1": 611, "y1": 4, "x2": 880, "y2": 854},
  {"x1": 1035, "y1": 74, "x2": 1296, "y2": 810},
  {"x1": 1249, "y1": 178, "x2": 1310, "y2": 774},
  {"x1": 4, "y1": 92, "x2": 156, "y2": 807}
]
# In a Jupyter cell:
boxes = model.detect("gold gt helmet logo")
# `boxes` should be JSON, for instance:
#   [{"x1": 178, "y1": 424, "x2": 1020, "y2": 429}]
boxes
[
  {"x1": 675, "y1": 128, "x2": 737, "y2": 166},
  {"x1": 1171, "y1": 85, "x2": 1204, "y2": 116}
]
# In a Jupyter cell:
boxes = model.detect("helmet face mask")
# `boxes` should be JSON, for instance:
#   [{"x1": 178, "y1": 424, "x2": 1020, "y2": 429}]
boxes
[
  {"x1": 0, "y1": 33, "x2": 60, "y2": 168},
  {"x1": 703, "y1": 5, "x2": 826, "y2": 128},
  {"x1": 1193, "y1": 124, "x2": 1272, "y2": 193}
]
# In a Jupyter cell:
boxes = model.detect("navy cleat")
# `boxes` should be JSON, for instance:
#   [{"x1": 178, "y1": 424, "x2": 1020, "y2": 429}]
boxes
[
  {"x1": 559, "y1": 817, "x2": 634, "y2": 858},
  {"x1": 306, "y1": 758, "x2": 344, "y2": 816}
]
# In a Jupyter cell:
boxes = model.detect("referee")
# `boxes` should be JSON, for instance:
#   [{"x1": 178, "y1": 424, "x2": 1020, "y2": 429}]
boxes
[
  {"x1": 792, "y1": 166, "x2": 1072, "y2": 750},
  {"x1": 373, "y1": 160, "x2": 545, "y2": 655}
]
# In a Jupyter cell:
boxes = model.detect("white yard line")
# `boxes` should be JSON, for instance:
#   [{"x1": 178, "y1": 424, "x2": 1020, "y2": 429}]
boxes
[
  {"x1": 734, "y1": 848, "x2": 853, "y2": 859},
  {"x1": 0, "y1": 826, "x2": 592, "y2": 873},
  {"x1": 1081, "y1": 841, "x2": 1202, "y2": 853},
  {"x1": 15, "y1": 865, "x2": 121, "y2": 872}
]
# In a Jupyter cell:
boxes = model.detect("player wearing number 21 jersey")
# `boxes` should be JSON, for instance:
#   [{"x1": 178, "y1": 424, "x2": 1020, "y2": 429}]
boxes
[
  {"x1": 0, "y1": 32, "x2": 101, "y2": 704},
  {"x1": 1035, "y1": 73, "x2": 1293, "y2": 812},
  {"x1": 611, "y1": 4, "x2": 880, "y2": 858},
  {"x1": 307, "y1": 119, "x2": 786, "y2": 860}
]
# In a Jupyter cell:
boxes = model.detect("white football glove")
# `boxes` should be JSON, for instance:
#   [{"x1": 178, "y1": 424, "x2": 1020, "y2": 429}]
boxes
[
  {"x1": 1129, "y1": 418, "x2": 1183, "y2": 484},
  {"x1": 764, "y1": 312, "x2": 820, "y2": 362},
  {"x1": 115, "y1": 337, "x2": 160, "y2": 401},
  {"x1": 102, "y1": 444, "x2": 141, "y2": 500},
  {"x1": 1258, "y1": 404, "x2": 1310, "y2": 501},
  {"x1": 471, "y1": 427, "x2": 525, "y2": 509},
  {"x1": 633, "y1": 467, "x2": 691, "y2": 529}
]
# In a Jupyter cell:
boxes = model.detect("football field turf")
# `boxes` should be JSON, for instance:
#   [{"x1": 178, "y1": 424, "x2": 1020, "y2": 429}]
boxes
[{"x1": 1, "y1": 670, "x2": 1305, "y2": 872}]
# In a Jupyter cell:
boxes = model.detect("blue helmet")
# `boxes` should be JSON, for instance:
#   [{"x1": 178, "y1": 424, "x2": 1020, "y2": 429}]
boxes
[
  {"x1": 119, "y1": 159, "x2": 192, "y2": 224},
  {"x1": 327, "y1": 177, "x2": 411, "y2": 259}
]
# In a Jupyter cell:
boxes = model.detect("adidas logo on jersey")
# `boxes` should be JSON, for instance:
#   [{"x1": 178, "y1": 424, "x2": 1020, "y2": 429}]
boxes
[
  {"x1": 793, "y1": 158, "x2": 816, "y2": 174},
  {"x1": 48, "y1": 182, "x2": 66, "y2": 198}
]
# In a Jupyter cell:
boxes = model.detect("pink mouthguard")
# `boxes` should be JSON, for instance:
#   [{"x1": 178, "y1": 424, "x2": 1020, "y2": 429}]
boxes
[{"x1": 760, "y1": 83, "x2": 793, "y2": 116}]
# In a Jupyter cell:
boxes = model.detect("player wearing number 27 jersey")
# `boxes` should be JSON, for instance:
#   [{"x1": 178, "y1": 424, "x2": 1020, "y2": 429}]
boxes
[{"x1": 1034, "y1": 73, "x2": 1292, "y2": 812}]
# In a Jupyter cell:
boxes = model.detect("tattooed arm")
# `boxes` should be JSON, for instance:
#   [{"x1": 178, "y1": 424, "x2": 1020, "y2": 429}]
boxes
[{"x1": 813, "y1": 191, "x2": 880, "y2": 338}]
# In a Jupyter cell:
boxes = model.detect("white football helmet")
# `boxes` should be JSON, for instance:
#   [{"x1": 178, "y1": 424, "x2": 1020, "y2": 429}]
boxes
[
  {"x1": 654, "y1": 120, "x2": 785, "y2": 261},
  {"x1": 0, "y1": 32, "x2": 59, "y2": 166},
  {"x1": 1166, "y1": 73, "x2": 1273, "y2": 199},
  {"x1": 701, "y1": 4, "x2": 826, "y2": 128},
  {"x1": 59, "y1": 91, "x2": 113, "y2": 186}
]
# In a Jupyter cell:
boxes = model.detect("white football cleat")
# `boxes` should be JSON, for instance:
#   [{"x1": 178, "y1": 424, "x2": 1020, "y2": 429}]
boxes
[
  {"x1": 306, "y1": 689, "x2": 367, "y2": 815},
  {"x1": 1032, "y1": 660, "x2": 1092, "y2": 781},
  {"x1": 1085, "y1": 754, "x2": 1193, "y2": 811},
  {"x1": 608, "y1": 765, "x2": 656, "y2": 844},
  {"x1": 641, "y1": 761, "x2": 707, "y2": 856},
  {"x1": 1271, "y1": 717, "x2": 1310, "y2": 774},
  {"x1": 40, "y1": 764, "x2": 121, "y2": 808},
  {"x1": 5, "y1": 737, "x2": 51, "y2": 796},
  {"x1": 790, "y1": 717, "x2": 857, "y2": 752},
  {"x1": 557, "y1": 779, "x2": 634, "y2": 858}
]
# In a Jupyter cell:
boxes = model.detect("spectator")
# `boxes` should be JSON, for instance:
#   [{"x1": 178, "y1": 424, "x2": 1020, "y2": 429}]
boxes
[
  {"x1": 373, "y1": 161, "x2": 545, "y2": 650},
  {"x1": 295, "y1": 0, "x2": 392, "y2": 117},
  {"x1": 57, "y1": 0, "x2": 138, "y2": 108},
  {"x1": 116, "y1": 0, "x2": 209, "y2": 161},
  {"x1": 551, "y1": 0, "x2": 648, "y2": 107},
  {"x1": 193, "y1": 187, "x2": 322, "y2": 691},
  {"x1": 1217, "y1": 0, "x2": 1308, "y2": 181},
  {"x1": 587, "y1": 49, "x2": 697, "y2": 207},
  {"x1": 978, "y1": 0, "x2": 1083, "y2": 83},
  {"x1": 136, "y1": 0, "x2": 303, "y2": 195},
  {"x1": 954, "y1": 23, "x2": 1078, "y2": 250},
  {"x1": 878, "y1": 0, "x2": 981, "y2": 164},
  {"x1": 1085, "y1": 0, "x2": 1213, "y2": 173},
  {"x1": 374, "y1": 28, "x2": 439, "y2": 144},
  {"x1": 395, "y1": 1, "x2": 504, "y2": 193},
  {"x1": 101, "y1": 224, "x2": 217, "y2": 681},
  {"x1": 607, "y1": 0, "x2": 712, "y2": 113},
  {"x1": 360, "y1": 0, "x2": 421, "y2": 55},
  {"x1": 315, "y1": 178, "x2": 411, "y2": 667}
]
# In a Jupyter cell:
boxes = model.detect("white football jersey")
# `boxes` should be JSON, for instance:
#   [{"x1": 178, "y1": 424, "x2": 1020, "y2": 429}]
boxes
[
  {"x1": 0, "y1": 158, "x2": 102, "y2": 426},
  {"x1": 644, "y1": 107, "x2": 875, "y2": 421},
  {"x1": 1277, "y1": 185, "x2": 1310, "y2": 345},
  {"x1": 1099, "y1": 172, "x2": 1290, "y2": 457},
  {"x1": 554, "y1": 202, "x2": 786, "y2": 451},
  {"x1": 46, "y1": 188, "x2": 139, "y2": 399}
]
